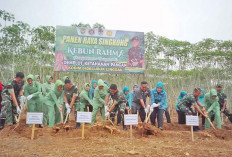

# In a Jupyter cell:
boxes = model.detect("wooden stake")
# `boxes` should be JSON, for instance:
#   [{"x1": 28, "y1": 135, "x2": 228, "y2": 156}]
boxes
[
  {"x1": 82, "y1": 123, "x2": 85, "y2": 140},
  {"x1": 31, "y1": 124, "x2": 35, "y2": 140},
  {"x1": 130, "y1": 125, "x2": 132, "y2": 139},
  {"x1": 191, "y1": 126, "x2": 194, "y2": 141}
]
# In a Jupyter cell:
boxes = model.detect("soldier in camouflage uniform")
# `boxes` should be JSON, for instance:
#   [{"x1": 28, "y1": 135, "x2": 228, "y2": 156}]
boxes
[
  {"x1": 178, "y1": 88, "x2": 208, "y2": 131},
  {"x1": 127, "y1": 36, "x2": 145, "y2": 68},
  {"x1": 63, "y1": 79, "x2": 81, "y2": 128},
  {"x1": 105, "y1": 84, "x2": 128, "y2": 130},
  {"x1": 0, "y1": 72, "x2": 24, "y2": 130},
  {"x1": 214, "y1": 84, "x2": 232, "y2": 123}
]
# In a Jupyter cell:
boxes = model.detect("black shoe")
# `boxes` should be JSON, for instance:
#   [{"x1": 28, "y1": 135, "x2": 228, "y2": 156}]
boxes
[
  {"x1": 123, "y1": 125, "x2": 127, "y2": 131},
  {"x1": 39, "y1": 124, "x2": 44, "y2": 128},
  {"x1": 0, "y1": 119, "x2": 6, "y2": 130},
  {"x1": 76, "y1": 123, "x2": 81, "y2": 129},
  {"x1": 193, "y1": 127, "x2": 200, "y2": 132}
]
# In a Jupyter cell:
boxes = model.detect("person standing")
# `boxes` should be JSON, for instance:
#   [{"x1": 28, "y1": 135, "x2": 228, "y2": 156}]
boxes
[
  {"x1": 215, "y1": 84, "x2": 232, "y2": 123},
  {"x1": 204, "y1": 89, "x2": 221, "y2": 129},
  {"x1": 42, "y1": 75, "x2": 55, "y2": 96},
  {"x1": 44, "y1": 80, "x2": 64, "y2": 127},
  {"x1": 175, "y1": 91, "x2": 187, "y2": 124},
  {"x1": 105, "y1": 84, "x2": 127, "y2": 130},
  {"x1": 63, "y1": 79, "x2": 80, "y2": 127},
  {"x1": 178, "y1": 88, "x2": 207, "y2": 132},
  {"x1": 88, "y1": 80, "x2": 98, "y2": 112},
  {"x1": 132, "y1": 81, "x2": 151, "y2": 122},
  {"x1": 91, "y1": 79, "x2": 108, "y2": 125},
  {"x1": 150, "y1": 82, "x2": 168, "y2": 130},
  {"x1": 0, "y1": 72, "x2": 24, "y2": 130},
  {"x1": 24, "y1": 74, "x2": 44, "y2": 127}
]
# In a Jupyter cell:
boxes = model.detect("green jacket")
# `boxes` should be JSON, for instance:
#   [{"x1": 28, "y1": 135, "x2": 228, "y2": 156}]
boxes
[
  {"x1": 24, "y1": 74, "x2": 42, "y2": 100},
  {"x1": 63, "y1": 76, "x2": 69, "y2": 82},
  {"x1": 44, "y1": 80, "x2": 64, "y2": 108},
  {"x1": 204, "y1": 89, "x2": 220, "y2": 112},
  {"x1": 80, "y1": 83, "x2": 93, "y2": 106},
  {"x1": 42, "y1": 75, "x2": 55, "y2": 96},
  {"x1": 93, "y1": 79, "x2": 107, "y2": 107}
]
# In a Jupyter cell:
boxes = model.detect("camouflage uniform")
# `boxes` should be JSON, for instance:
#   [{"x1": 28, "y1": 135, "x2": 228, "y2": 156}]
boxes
[
  {"x1": 0, "y1": 79, "x2": 24, "y2": 124},
  {"x1": 178, "y1": 93, "x2": 198, "y2": 115},
  {"x1": 127, "y1": 46, "x2": 144, "y2": 68},
  {"x1": 63, "y1": 85, "x2": 80, "y2": 120},
  {"x1": 217, "y1": 92, "x2": 232, "y2": 122},
  {"x1": 108, "y1": 90, "x2": 127, "y2": 124}
]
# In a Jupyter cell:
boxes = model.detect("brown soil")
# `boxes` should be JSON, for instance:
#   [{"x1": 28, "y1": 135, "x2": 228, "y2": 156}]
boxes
[{"x1": 0, "y1": 113, "x2": 232, "y2": 157}]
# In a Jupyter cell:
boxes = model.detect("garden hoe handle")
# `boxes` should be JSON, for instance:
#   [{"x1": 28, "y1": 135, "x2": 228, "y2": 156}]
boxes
[
  {"x1": 64, "y1": 114, "x2": 69, "y2": 124},
  {"x1": 60, "y1": 110, "x2": 64, "y2": 123},
  {"x1": 206, "y1": 117, "x2": 216, "y2": 129}
]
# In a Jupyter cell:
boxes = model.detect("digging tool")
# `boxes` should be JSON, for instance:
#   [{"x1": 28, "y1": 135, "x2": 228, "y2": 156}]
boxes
[
  {"x1": 206, "y1": 116, "x2": 216, "y2": 129},
  {"x1": 60, "y1": 107, "x2": 64, "y2": 124},
  {"x1": 64, "y1": 114, "x2": 69, "y2": 124},
  {"x1": 202, "y1": 110, "x2": 216, "y2": 129},
  {"x1": 11, "y1": 99, "x2": 27, "y2": 132}
]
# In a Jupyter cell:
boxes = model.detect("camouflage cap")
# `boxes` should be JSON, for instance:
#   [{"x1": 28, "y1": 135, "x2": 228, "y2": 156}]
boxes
[
  {"x1": 131, "y1": 36, "x2": 139, "y2": 41},
  {"x1": 216, "y1": 84, "x2": 222, "y2": 88}
]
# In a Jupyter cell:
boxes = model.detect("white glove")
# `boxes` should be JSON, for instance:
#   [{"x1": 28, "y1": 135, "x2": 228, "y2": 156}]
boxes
[
  {"x1": 144, "y1": 108, "x2": 149, "y2": 113},
  {"x1": 27, "y1": 95, "x2": 33, "y2": 100},
  {"x1": 65, "y1": 103, "x2": 70, "y2": 109},
  {"x1": 146, "y1": 105, "x2": 150, "y2": 110},
  {"x1": 105, "y1": 112, "x2": 110, "y2": 117},
  {"x1": 66, "y1": 107, "x2": 71, "y2": 114},
  {"x1": 151, "y1": 103, "x2": 159, "y2": 108},
  {"x1": 150, "y1": 106, "x2": 154, "y2": 112},
  {"x1": 105, "y1": 106, "x2": 109, "y2": 112},
  {"x1": 16, "y1": 106, "x2": 21, "y2": 114},
  {"x1": 20, "y1": 96, "x2": 26, "y2": 102}
]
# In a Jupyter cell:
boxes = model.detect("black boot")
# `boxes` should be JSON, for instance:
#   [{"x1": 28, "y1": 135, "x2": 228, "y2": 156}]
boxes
[
  {"x1": 123, "y1": 125, "x2": 127, "y2": 131},
  {"x1": 193, "y1": 126, "x2": 200, "y2": 132},
  {"x1": 0, "y1": 119, "x2": 6, "y2": 130},
  {"x1": 76, "y1": 123, "x2": 81, "y2": 129}
]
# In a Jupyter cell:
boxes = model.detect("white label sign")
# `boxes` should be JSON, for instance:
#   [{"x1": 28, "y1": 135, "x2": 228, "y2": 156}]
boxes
[
  {"x1": 124, "y1": 114, "x2": 138, "y2": 125},
  {"x1": 76, "y1": 112, "x2": 92, "y2": 123},
  {"x1": 186, "y1": 115, "x2": 199, "y2": 126},
  {"x1": 26, "y1": 112, "x2": 43, "y2": 124}
]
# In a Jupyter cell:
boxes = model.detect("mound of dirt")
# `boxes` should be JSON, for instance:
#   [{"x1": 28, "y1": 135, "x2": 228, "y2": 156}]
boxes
[
  {"x1": 207, "y1": 129, "x2": 232, "y2": 140},
  {"x1": 134, "y1": 122, "x2": 163, "y2": 137}
]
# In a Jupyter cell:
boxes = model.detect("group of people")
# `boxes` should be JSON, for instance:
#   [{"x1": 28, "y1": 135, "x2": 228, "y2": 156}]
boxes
[
  {"x1": 0, "y1": 72, "x2": 231, "y2": 132},
  {"x1": 175, "y1": 85, "x2": 232, "y2": 131}
]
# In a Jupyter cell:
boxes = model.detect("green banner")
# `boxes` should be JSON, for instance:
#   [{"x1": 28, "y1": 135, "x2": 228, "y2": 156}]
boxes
[{"x1": 55, "y1": 26, "x2": 145, "y2": 73}]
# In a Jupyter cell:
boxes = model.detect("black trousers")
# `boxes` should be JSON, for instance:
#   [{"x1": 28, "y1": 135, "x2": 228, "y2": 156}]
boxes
[
  {"x1": 178, "y1": 111, "x2": 186, "y2": 124},
  {"x1": 87, "y1": 103, "x2": 93, "y2": 112},
  {"x1": 165, "y1": 108, "x2": 171, "y2": 123},
  {"x1": 132, "y1": 104, "x2": 146, "y2": 122},
  {"x1": 150, "y1": 107, "x2": 165, "y2": 128}
]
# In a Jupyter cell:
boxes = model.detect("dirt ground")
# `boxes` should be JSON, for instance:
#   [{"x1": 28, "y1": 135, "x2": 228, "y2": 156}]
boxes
[{"x1": 0, "y1": 112, "x2": 232, "y2": 157}]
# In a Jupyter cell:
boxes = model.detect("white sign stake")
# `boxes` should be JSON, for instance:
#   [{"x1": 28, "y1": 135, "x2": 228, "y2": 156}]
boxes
[
  {"x1": 76, "y1": 112, "x2": 92, "y2": 140},
  {"x1": 186, "y1": 115, "x2": 199, "y2": 141},
  {"x1": 26, "y1": 113, "x2": 43, "y2": 140},
  {"x1": 124, "y1": 114, "x2": 138, "y2": 139}
]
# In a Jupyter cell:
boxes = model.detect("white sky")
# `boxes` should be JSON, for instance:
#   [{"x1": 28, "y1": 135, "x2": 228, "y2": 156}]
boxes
[{"x1": 1, "y1": 0, "x2": 232, "y2": 43}]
